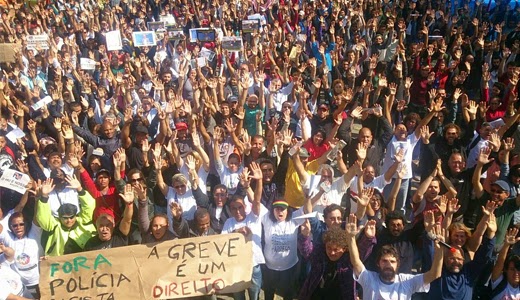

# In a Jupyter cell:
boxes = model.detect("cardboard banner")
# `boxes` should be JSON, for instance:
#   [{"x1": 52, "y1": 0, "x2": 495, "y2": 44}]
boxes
[
  {"x1": 80, "y1": 58, "x2": 97, "y2": 70},
  {"x1": 0, "y1": 169, "x2": 30, "y2": 194},
  {"x1": 0, "y1": 43, "x2": 18, "y2": 62},
  {"x1": 40, "y1": 233, "x2": 253, "y2": 300}
]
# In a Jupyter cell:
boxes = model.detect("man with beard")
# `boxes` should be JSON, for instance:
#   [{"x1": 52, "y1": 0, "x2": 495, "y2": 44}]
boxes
[
  {"x1": 84, "y1": 185, "x2": 134, "y2": 250},
  {"x1": 347, "y1": 214, "x2": 444, "y2": 300},
  {"x1": 427, "y1": 210, "x2": 496, "y2": 299},
  {"x1": 367, "y1": 210, "x2": 423, "y2": 274}
]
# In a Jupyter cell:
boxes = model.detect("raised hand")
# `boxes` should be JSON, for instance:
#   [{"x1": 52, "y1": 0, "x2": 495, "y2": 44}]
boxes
[
  {"x1": 397, "y1": 163, "x2": 407, "y2": 179},
  {"x1": 239, "y1": 167, "x2": 251, "y2": 188},
  {"x1": 170, "y1": 202, "x2": 183, "y2": 220},
  {"x1": 365, "y1": 219, "x2": 377, "y2": 238},
  {"x1": 482, "y1": 200, "x2": 498, "y2": 217},
  {"x1": 350, "y1": 106, "x2": 364, "y2": 119},
  {"x1": 436, "y1": 194, "x2": 448, "y2": 215},
  {"x1": 118, "y1": 184, "x2": 134, "y2": 205},
  {"x1": 142, "y1": 139, "x2": 150, "y2": 153},
  {"x1": 27, "y1": 119, "x2": 36, "y2": 132},
  {"x1": 64, "y1": 175, "x2": 82, "y2": 192},
  {"x1": 53, "y1": 118, "x2": 63, "y2": 131},
  {"x1": 487, "y1": 213, "x2": 497, "y2": 234},
  {"x1": 358, "y1": 187, "x2": 374, "y2": 207},
  {"x1": 68, "y1": 153, "x2": 81, "y2": 169},
  {"x1": 249, "y1": 162, "x2": 262, "y2": 180},
  {"x1": 446, "y1": 198, "x2": 461, "y2": 215},
  {"x1": 186, "y1": 155, "x2": 196, "y2": 170},
  {"x1": 477, "y1": 147, "x2": 494, "y2": 165},
  {"x1": 394, "y1": 148, "x2": 405, "y2": 163},
  {"x1": 488, "y1": 132, "x2": 501, "y2": 151},
  {"x1": 15, "y1": 158, "x2": 29, "y2": 174},
  {"x1": 62, "y1": 124, "x2": 74, "y2": 140},
  {"x1": 503, "y1": 137, "x2": 515, "y2": 152},
  {"x1": 423, "y1": 210, "x2": 436, "y2": 231},
  {"x1": 345, "y1": 213, "x2": 359, "y2": 237},
  {"x1": 300, "y1": 219, "x2": 311, "y2": 237},
  {"x1": 356, "y1": 142, "x2": 367, "y2": 161},
  {"x1": 505, "y1": 227, "x2": 520, "y2": 245}
]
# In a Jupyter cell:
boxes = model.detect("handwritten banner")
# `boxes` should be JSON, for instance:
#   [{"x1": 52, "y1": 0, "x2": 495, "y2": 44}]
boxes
[
  {"x1": 0, "y1": 169, "x2": 30, "y2": 193},
  {"x1": 40, "y1": 233, "x2": 253, "y2": 300}
]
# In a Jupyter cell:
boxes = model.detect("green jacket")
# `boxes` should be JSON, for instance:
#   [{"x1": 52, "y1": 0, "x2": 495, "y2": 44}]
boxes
[{"x1": 36, "y1": 189, "x2": 97, "y2": 256}]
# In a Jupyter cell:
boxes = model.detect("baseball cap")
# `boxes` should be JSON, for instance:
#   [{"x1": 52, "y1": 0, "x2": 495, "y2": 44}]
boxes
[
  {"x1": 492, "y1": 180, "x2": 509, "y2": 192},
  {"x1": 175, "y1": 122, "x2": 188, "y2": 131},
  {"x1": 135, "y1": 124, "x2": 148, "y2": 134}
]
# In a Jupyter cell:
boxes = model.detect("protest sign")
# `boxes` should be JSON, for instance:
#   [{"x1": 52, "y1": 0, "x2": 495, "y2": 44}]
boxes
[
  {"x1": 242, "y1": 20, "x2": 259, "y2": 33},
  {"x1": 221, "y1": 36, "x2": 243, "y2": 51},
  {"x1": 26, "y1": 34, "x2": 49, "y2": 50},
  {"x1": 80, "y1": 58, "x2": 97, "y2": 70},
  {"x1": 132, "y1": 31, "x2": 157, "y2": 47},
  {"x1": 40, "y1": 233, "x2": 253, "y2": 300},
  {"x1": 5, "y1": 127, "x2": 25, "y2": 143},
  {"x1": 31, "y1": 95, "x2": 53, "y2": 111},
  {"x1": 0, "y1": 43, "x2": 17, "y2": 62},
  {"x1": 0, "y1": 169, "x2": 30, "y2": 194},
  {"x1": 148, "y1": 21, "x2": 165, "y2": 31},
  {"x1": 106, "y1": 30, "x2": 122, "y2": 51}
]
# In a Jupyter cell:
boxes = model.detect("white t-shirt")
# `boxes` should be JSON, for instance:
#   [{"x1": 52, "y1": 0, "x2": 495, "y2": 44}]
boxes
[
  {"x1": 48, "y1": 188, "x2": 80, "y2": 218},
  {"x1": 215, "y1": 160, "x2": 243, "y2": 195},
  {"x1": 349, "y1": 175, "x2": 389, "y2": 215},
  {"x1": 180, "y1": 164, "x2": 209, "y2": 195},
  {"x1": 1, "y1": 223, "x2": 43, "y2": 286},
  {"x1": 222, "y1": 205, "x2": 268, "y2": 267},
  {"x1": 354, "y1": 266, "x2": 429, "y2": 300},
  {"x1": 307, "y1": 176, "x2": 350, "y2": 213},
  {"x1": 0, "y1": 257, "x2": 24, "y2": 299},
  {"x1": 491, "y1": 275, "x2": 520, "y2": 300},
  {"x1": 382, "y1": 134, "x2": 420, "y2": 180},
  {"x1": 261, "y1": 208, "x2": 305, "y2": 271},
  {"x1": 166, "y1": 187, "x2": 197, "y2": 232},
  {"x1": 466, "y1": 133, "x2": 490, "y2": 169}
]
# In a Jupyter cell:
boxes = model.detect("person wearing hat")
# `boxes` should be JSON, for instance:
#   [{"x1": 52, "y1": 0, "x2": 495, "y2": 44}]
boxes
[
  {"x1": 284, "y1": 144, "x2": 322, "y2": 208},
  {"x1": 84, "y1": 185, "x2": 135, "y2": 250},
  {"x1": 260, "y1": 196, "x2": 306, "y2": 300},
  {"x1": 35, "y1": 175, "x2": 97, "y2": 256},
  {"x1": 474, "y1": 148, "x2": 520, "y2": 249}
]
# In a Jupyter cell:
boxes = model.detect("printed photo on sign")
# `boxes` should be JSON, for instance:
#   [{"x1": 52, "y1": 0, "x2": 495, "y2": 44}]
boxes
[
  {"x1": 196, "y1": 29, "x2": 215, "y2": 42},
  {"x1": 132, "y1": 31, "x2": 157, "y2": 47},
  {"x1": 242, "y1": 20, "x2": 259, "y2": 33},
  {"x1": 80, "y1": 58, "x2": 97, "y2": 70},
  {"x1": 167, "y1": 27, "x2": 184, "y2": 40},
  {"x1": 147, "y1": 21, "x2": 165, "y2": 31},
  {"x1": 106, "y1": 30, "x2": 123, "y2": 51},
  {"x1": 221, "y1": 36, "x2": 243, "y2": 51}
]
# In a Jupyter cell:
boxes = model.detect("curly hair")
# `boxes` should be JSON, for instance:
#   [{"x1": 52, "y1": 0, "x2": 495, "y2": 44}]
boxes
[{"x1": 322, "y1": 227, "x2": 349, "y2": 249}]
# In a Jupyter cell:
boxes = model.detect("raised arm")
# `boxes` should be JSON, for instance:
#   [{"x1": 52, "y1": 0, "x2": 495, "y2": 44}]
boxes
[
  {"x1": 412, "y1": 167, "x2": 438, "y2": 203},
  {"x1": 473, "y1": 147, "x2": 493, "y2": 199},
  {"x1": 249, "y1": 162, "x2": 264, "y2": 217},
  {"x1": 345, "y1": 214, "x2": 366, "y2": 277},
  {"x1": 492, "y1": 227, "x2": 520, "y2": 282},
  {"x1": 118, "y1": 184, "x2": 135, "y2": 236},
  {"x1": 423, "y1": 225, "x2": 445, "y2": 285}
]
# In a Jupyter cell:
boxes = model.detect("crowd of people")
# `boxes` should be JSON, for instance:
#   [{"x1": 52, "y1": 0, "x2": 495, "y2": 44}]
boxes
[{"x1": 0, "y1": 0, "x2": 520, "y2": 298}]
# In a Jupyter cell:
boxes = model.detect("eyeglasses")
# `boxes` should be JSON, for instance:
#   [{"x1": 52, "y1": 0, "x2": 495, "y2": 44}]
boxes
[
  {"x1": 60, "y1": 215, "x2": 76, "y2": 220},
  {"x1": 174, "y1": 184, "x2": 186, "y2": 190},
  {"x1": 11, "y1": 223, "x2": 24, "y2": 228},
  {"x1": 214, "y1": 193, "x2": 227, "y2": 198},
  {"x1": 130, "y1": 178, "x2": 144, "y2": 183}
]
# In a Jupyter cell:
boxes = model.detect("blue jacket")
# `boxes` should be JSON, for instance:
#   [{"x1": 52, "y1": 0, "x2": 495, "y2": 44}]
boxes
[{"x1": 428, "y1": 236, "x2": 495, "y2": 300}]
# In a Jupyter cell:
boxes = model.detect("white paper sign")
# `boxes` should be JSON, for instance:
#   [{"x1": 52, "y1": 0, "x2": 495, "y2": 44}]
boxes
[
  {"x1": 0, "y1": 169, "x2": 30, "y2": 194},
  {"x1": 31, "y1": 95, "x2": 52, "y2": 111},
  {"x1": 5, "y1": 128, "x2": 25, "y2": 143},
  {"x1": 26, "y1": 34, "x2": 49, "y2": 50},
  {"x1": 293, "y1": 211, "x2": 320, "y2": 220},
  {"x1": 106, "y1": 30, "x2": 123, "y2": 51},
  {"x1": 80, "y1": 58, "x2": 97, "y2": 70}
]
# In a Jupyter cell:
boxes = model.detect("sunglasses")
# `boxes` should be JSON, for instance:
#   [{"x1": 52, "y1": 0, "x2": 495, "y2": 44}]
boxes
[
  {"x1": 60, "y1": 215, "x2": 76, "y2": 220},
  {"x1": 174, "y1": 184, "x2": 186, "y2": 190},
  {"x1": 11, "y1": 223, "x2": 24, "y2": 228},
  {"x1": 130, "y1": 178, "x2": 144, "y2": 183}
]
